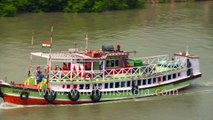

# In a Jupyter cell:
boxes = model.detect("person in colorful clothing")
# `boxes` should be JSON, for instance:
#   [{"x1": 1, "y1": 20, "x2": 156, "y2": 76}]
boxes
[{"x1": 36, "y1": 71, "x2": 44, "y2": 84}]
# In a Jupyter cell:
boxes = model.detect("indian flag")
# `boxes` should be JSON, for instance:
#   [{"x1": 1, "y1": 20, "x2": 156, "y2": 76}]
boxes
[{"x1": 42, "y1": 41, "x2": 52, "y2": 48}]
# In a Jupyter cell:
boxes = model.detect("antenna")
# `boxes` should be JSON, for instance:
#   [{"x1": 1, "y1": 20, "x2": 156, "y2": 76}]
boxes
[
  {"x1": 74, "y1": 42, "x2": 77, "y2": 52},
  {"x1": 85, "y1": 34, "x2": 88, "y2": 50},
  {"x1": 31, "y1": 31, "x2": 34, "y2": 49},
  {"x1": 50, "y1": 25, "x2": 53, "y2": 44}
]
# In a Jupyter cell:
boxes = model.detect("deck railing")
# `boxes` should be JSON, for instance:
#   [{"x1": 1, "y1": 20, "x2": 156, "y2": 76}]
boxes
[{"x1": 47, "y1": 55, "x2": 187, "y2": 81}]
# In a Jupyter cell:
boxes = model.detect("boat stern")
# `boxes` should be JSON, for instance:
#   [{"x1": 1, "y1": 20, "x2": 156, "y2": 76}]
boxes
[{"x1": 0, "y1": 80, "x2": 11, "y2": 98}]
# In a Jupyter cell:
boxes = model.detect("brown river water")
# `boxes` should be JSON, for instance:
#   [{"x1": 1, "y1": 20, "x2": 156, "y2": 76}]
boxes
[{"x1": 0, "y1": 1, "x2": 213, "y2": 120}]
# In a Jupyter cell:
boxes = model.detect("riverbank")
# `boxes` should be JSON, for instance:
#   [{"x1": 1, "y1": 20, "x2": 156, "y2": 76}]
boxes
[
  {"x1": 0, "y1": 0, "x2": 210, "y2": 17},
  {"x1": 0, "y1": 0, "x2": 145, "y2": 17},
  {"x1": 147, "y1": 0, "x2": 209, "y2": 4}
]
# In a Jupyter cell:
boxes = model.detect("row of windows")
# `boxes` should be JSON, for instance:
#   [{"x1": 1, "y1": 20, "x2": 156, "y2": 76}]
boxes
[
  {"x1": 64, "y1": 73, "x2": 179, "y2": 90},
  {"x1": 106, "y1": 59, "x2": 120, "y2": 68}
]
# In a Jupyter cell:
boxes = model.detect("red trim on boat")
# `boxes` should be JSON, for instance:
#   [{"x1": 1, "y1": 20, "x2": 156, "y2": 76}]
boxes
[
  {"x1": 174, "y1": 53, "x2": 199, "y2": 59},
  {"x1": 3, "y1": 95, "x2": 91, "y2": 105}
]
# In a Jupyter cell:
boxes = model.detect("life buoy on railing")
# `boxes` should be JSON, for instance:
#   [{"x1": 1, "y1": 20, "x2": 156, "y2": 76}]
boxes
[
  {"x1": 84, "y1": 73, "x2": 92, "y2": 80},
  {"x1": 0, "y1": 88, "x2": 4, "y2": 98},
  {"x1": 20, "y1": 91, "x2": 29, "y2": 100},
  {"x1": 90, "y1": 89, "x2": 102, "y2": 102},
  {"x1": 44, "y1": 90, "x2": 57, "y2": 104},
  {"x1": 67, "y1": 89, "x2": 80, "y2": 101}
]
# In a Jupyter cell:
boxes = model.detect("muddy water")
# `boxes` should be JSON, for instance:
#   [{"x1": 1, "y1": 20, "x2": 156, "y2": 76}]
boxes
[{"x1": 0, "y1": 1, "x2": 213, "y2": 120}]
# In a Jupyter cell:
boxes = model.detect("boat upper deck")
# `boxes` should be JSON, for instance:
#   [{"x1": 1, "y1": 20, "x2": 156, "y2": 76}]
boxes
[{"x1": 29, "y1": 45, "x2": 190, "y2": 83}]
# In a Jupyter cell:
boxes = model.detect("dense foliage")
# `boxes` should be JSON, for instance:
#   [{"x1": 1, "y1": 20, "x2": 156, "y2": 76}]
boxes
[{"x1": 0, "y1": 0, "x2": 145, "y2": 17}]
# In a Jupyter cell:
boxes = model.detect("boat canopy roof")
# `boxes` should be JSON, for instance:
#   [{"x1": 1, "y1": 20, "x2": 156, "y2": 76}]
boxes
[
  {"x1": 31, "y1": 52, "x2": 96, "y2": 60},
  {"x1": 31, "y1": 44, "x2": 130, "y2": 61},
  {"x1": 31, "y1": 51, "x2": 128, "y2": 60}
]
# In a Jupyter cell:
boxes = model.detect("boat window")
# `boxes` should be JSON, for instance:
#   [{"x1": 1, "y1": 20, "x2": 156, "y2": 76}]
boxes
[
  {"x1": 168, "y1": 75, "x2": 171, "y2": 80},
  {"x1": 106, "y1": 59, "x2": 120, "y2": 68},
  {"x1": 66, "y1": 84, "x2": 71, "y2": 89},
  {"x1": 111, "y1": 60, "x2": 115, "y2": 67},
  {"x1": 115, "y1": 82, "x2": 120, "y2": 88},
  {"x1": 93, "y1": 84, "x2": 97, "y2": 89},
  {"x1": 163, "y1": 76, "x2": 167, "y2": 81},
  {"x1": 127, "y1": 81, "x2": 131, "y2": 87},
  {"x1": 115, "y1": 60, "x2": 119, "y2": 67},
  {"x1": 138, "y1": 80, "x2": 142, "y2": 86},
  {"x1": 178, "y1": 72, "x2": 181, "y2": 77},
  {"x1": 173, "y1": 73, "x2": 176, "y2": 79},
  {"x1": 79, "y1": 84, "x2": 84, "y2": 89},
  {"x1": 98, "y1": 83, "x2": 102, "y2": 89},
  {"x1": 105, "y1": 83, "x2": 109, "y2": 89},
  {"x1": 148, "y1": 78, "x2": 152, "y2": 84},
  {"x1": 85, "y1": 62, "x2": 91, "y2": 70},
  {"x1": 106, "y1": 60, "x2": 110, "y2": 67},
  {"x1": 153, "y1": 78, "x2": 156, "y2": 84},
  {"x1": 121, "y1": 81, "x2": 126, "y2": 87},
  {"x1": 158, "y1": 77, "x2": 161, "y2": 83},
  {"x1": 142, "y1": 79, "x2": 146, "y2": 85},
  {"x1": 73, "y1": 84, "x2": 78, "y2": 89},
  {"x1": 110, "y1": 82, "x2": 114, "y2": 88},
  {"x1": 85, "y1": 84, "x2": 90, "y2": 89}
]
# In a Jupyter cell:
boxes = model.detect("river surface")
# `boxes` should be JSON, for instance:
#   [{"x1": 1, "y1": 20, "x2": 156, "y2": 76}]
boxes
[{"x1": 0, "y1": 1, "x2": 213, "y2": 120}]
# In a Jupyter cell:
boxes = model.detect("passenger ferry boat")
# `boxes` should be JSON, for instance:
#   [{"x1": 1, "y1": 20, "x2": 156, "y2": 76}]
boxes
[{"x1": 0, "y1": 30, "x2": 202, "y2": 105}]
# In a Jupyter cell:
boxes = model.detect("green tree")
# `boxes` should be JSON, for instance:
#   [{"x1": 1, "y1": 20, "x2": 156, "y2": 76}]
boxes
[
  {"x1": 0, "y1": 0, "x2": 146, "y2": 16},
  {"x1": 0, "y1": 3, "x2": 17, "y2": 17},
  {"x1": 64, "y1": 0, "x2": 90, "y2": 13},
  {"x1": 92, "y1": 0, "x2": 108, "y2": 12}
]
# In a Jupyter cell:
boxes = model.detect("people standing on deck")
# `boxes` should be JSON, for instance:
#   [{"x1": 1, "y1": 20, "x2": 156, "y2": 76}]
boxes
[
  {"x1": 36, "y1": 71, "x2": 44, "y2": 84},
  {"x1": 187, "y1": 59, "x2": 192, "y2": 76},
  {"x1": 61, "y1": 63, "x2": 69, "y2": 78},
  {"x1": 63, "y1": 63, "x2": 68, "y2": 70}
]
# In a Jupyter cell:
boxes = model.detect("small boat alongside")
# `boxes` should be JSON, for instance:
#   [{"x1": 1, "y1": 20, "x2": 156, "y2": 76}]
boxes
[{"x1": 0, "y1": 30, "x2": 202, "y2": 105}]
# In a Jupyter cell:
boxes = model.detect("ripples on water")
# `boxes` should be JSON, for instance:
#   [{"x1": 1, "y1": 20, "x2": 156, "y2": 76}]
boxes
[{"x1": 0, "y1": 1, "x2": 213, "y2": 120}]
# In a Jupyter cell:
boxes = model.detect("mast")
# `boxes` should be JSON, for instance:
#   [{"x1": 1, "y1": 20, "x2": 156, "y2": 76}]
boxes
[
  {"x1": 28, "y1": 31, "x2": 34, "y2": 77},
  {"x1": 186, "y1": 46, "x2": 189, "y2": 56}
]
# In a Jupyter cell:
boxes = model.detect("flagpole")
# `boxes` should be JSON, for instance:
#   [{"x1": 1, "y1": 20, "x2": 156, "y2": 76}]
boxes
[
  {"x1": 48, "y1": 26, "x2": 53, "y2": 90},
  {"x1": 49, "y1": 25, "x2": 53, "y2": 72}
]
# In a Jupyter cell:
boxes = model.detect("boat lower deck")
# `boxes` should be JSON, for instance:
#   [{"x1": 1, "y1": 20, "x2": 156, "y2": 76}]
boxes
[{"x1": 1, "y1": 74, "x2": 201, "y2": 105}]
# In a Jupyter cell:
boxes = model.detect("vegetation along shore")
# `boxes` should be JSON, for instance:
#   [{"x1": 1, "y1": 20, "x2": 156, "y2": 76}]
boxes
[{"x1": 0, "y1": 0, "x2": 208, "y2": 17}]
